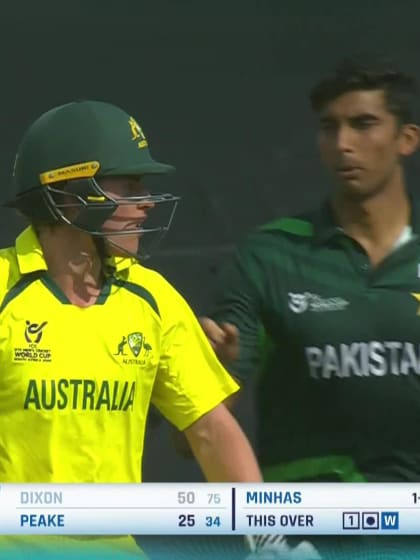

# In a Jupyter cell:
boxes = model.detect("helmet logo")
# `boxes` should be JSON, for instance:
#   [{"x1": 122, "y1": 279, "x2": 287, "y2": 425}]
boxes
[
  {"x1": 39, "y1": 161, "x2": 100, "y2": 185},
  {"x1": 128, "y1": 116, "x2": 148, "y2": 149}
]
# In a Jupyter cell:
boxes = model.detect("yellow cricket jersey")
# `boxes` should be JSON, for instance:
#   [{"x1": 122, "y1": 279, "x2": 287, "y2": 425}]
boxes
[{"x1": 0, "y1": 226, "x2": 239, "y2": 557}]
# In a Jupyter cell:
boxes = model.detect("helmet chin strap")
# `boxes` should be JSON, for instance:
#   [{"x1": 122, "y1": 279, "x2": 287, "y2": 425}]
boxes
[
  {"x1": 92, "y1": 236, "x2": 108, "y2": 260},
  {"x1": 102, "y1": 233, "x2": 155, "y2": 262},
  {"x1": 103, "y1": 237, "x2": 141, "y2": 260}
]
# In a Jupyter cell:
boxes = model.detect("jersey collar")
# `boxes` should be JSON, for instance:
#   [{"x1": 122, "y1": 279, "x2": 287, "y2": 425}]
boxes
[
  {"x1": 15, "y1": 226, "x2": 48, "y2": 274},
  {"x1": 312, "y1": 195, "x2": 420, "y2": 245},
  {"x1": 311, "y1": 200, "x2": 343, "y2": 245},
  {"x1": 15, "y1": 226, "x2": 135, "y2": 276},
  {"x1": 410, "y1": 196, "x2": 420, "y2": 236}
]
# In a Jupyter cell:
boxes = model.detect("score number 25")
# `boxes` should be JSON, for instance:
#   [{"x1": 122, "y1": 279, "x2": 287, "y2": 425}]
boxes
[{"x1": 178, "y1": 514, "x2": 221, "y2": 528}]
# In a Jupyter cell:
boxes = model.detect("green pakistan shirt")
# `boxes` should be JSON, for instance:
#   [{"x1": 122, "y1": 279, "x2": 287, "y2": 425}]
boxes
[{"x1": 213, "y1": 199, "x2": 420, "y2": 482}]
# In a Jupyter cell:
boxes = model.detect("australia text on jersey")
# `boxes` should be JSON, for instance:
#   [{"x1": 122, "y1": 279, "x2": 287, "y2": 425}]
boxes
[{"x1": 23, "y1": 379, "x2": 136, "y2": 411}]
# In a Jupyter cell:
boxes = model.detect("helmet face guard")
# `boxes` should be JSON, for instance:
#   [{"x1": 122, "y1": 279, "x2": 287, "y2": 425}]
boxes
[{"x1": 13, "y1": 177, "x2": 180, "y2": 260}]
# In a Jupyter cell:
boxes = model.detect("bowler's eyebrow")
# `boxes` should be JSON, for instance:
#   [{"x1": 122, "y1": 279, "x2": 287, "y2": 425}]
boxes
[
  {"x1": 349, "y1": 112, "x2": 381, "y2": 122},
  {"x1": 319, "y1": 112, "x2": 381, "y2": 125}
]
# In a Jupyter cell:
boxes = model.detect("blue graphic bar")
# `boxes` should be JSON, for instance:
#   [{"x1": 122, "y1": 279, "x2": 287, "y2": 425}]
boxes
[{"x1": 0, "y1": 483, "x2": 418, "y2": 535}]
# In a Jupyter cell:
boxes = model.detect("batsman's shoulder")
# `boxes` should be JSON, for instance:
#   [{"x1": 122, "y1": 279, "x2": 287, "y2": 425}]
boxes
[
  {"x1": 126, "y1": 261, "x2": 175, "y2": 293},
  {"x1": 0, "y1": 244, "x2": 22, "y2": 306},
  {"x1": 126, "y1": 261, "x2": 187, "y2": 313}
]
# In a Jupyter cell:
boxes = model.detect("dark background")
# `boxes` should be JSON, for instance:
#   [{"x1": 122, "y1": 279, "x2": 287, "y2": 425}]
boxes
[{"x1": 2, "y1": 0, "x2": 420, "y2": 483}]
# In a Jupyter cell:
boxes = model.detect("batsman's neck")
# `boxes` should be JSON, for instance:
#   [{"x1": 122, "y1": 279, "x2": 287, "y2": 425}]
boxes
[{"x1": 37, "y1": 224, "x2": 103, "y2": 307}]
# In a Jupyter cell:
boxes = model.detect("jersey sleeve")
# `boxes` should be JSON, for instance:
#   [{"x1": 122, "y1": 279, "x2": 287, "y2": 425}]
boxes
[
  {"x1": 211, "y1": 240, "x2": 264, "y2": 382},
  {"x1": 151, "y1": 282, "x2": 239, "y2": 431}
]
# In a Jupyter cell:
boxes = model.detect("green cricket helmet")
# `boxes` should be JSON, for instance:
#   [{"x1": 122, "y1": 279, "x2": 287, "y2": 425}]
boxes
[{"x1": 10, "y1": 100, "x2": 179, "y2": 243}]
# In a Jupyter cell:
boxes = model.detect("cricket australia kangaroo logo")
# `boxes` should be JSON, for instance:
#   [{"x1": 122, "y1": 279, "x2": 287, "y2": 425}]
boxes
[
  {"x1": 114, "y1": 332, "x2": 153, "y2": 364},
  {"x1": 128, "y1": 332, "x2": 143, "y2": 357}
]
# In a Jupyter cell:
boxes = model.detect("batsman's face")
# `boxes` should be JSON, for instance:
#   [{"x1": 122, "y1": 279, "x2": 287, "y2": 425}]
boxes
[
  {"x1": 317, "y1": 90, "x2": 419, "y2": 199},
  {"x1": 99, "y1": 175, "x2": 155, "y2": 256}
]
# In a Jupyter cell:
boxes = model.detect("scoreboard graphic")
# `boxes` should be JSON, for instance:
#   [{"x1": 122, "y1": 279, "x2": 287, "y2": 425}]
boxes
[{"x1": 0, "y1": 483, "x2": 417, "y2": 534}]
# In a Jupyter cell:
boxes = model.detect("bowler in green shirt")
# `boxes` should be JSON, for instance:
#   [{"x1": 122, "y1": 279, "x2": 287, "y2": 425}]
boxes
[{"x1": 202, "y1": 54, "x2": 420, "y2": 558}]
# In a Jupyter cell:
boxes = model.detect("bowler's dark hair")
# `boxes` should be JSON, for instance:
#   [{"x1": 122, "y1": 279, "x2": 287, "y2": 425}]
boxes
[{"x1": 310, "y1": 54, "x2": 419, "y2": 124}]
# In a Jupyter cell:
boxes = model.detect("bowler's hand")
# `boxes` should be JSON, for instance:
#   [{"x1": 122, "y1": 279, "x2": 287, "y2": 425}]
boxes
[
  {"x1": 245, "y1": 535, "x2": 322, "y2": 559},
  {"x1": 199, "y1": 317, "x2": 239, "y2": 364}
]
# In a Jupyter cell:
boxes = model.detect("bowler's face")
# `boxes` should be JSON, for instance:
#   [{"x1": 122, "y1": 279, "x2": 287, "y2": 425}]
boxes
[{"x1": 317, "y1": 90, "x2": 406, "y2": 198}]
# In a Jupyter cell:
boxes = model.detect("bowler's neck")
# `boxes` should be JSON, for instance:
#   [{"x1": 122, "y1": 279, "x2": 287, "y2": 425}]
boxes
[{"x1": 331, "y1": 183, "x2": 411, "y2": 266}]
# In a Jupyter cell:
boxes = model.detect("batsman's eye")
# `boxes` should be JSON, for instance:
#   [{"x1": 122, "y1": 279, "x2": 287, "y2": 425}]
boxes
[{"x1": 117, "y1": 184, "x2": 150, "y2": 198}]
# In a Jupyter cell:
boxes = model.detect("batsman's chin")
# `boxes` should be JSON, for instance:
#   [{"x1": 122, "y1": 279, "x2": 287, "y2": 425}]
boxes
[{"x1": 104, "y1": 236, "x2": 141, "y2": 258}]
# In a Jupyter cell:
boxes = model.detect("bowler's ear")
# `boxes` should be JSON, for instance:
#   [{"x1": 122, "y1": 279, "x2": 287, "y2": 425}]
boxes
[{"x1": 399, "y1": 124, "x2": 420, "y2": 156}]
